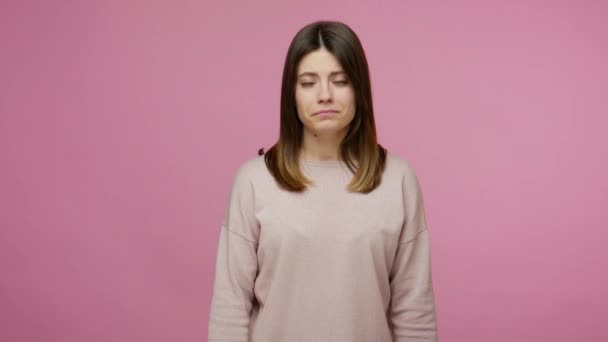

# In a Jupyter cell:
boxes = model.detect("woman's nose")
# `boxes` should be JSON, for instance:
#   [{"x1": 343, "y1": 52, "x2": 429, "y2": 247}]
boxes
[{"x1": 318, "y1": 82, "x2": 333, "y2": 102}]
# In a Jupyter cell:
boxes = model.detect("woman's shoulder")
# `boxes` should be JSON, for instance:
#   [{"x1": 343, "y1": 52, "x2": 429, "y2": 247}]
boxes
[
  {"x1": 231, "y1": 154, "x2": 268, "y2": 182},
  {"x1": 385, "y1": 150, "x2": 418, "y2": 178}
]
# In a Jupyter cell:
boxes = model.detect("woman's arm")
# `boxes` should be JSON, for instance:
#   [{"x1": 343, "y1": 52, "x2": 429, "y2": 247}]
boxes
[
  {"x1": 388, "y1": 163, "x2": 439, "y2": 341},
  {"x1": 208, "y1": 163, "x2": 259, "y2": 342}
]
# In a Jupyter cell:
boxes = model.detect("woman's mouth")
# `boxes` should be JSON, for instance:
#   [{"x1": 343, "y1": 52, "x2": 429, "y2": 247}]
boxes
[{"x1": 314, "y1": 110, "x2": 338, "y2": 116}]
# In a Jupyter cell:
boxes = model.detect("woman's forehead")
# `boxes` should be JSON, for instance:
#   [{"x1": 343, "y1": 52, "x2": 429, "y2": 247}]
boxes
[{"x1": 297, "y1": 49, "x2": 343, "y2": 74}]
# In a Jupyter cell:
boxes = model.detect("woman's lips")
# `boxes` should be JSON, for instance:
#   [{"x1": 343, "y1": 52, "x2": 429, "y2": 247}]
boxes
[{"x1": 314, "y1": 110, "x2": 338, "y2": 116}]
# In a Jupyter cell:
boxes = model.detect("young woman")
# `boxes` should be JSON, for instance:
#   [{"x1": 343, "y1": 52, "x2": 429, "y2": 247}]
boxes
[{"x1": 208, "y1": 20, "x2": 439, "y2": 342}]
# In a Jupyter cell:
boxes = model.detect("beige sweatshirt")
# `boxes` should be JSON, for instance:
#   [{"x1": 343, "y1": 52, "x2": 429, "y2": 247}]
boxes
[{"x1": 207, "y1": 150, "x2": 439, "y2": 342}]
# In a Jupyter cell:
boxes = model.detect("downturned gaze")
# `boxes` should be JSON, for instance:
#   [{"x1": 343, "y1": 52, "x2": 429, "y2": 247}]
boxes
[{"x1": 299, "y1": 80, "x2": 350, "y2": 87}]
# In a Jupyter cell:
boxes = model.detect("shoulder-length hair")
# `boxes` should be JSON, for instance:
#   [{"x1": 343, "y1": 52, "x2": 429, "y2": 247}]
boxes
[{"x1": 260, "y1": 20, "x2": 386, "y2": 193}]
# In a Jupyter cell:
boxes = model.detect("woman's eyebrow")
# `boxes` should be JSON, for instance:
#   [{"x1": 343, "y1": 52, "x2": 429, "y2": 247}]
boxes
[{"x1": 297, "y1": 71, "x2": 346, "y2": 78}]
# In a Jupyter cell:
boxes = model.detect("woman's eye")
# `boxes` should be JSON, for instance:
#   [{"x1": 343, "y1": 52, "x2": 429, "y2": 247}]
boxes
[{"x1": 300, "y1": 81, "x2": 349, "y2": 87}]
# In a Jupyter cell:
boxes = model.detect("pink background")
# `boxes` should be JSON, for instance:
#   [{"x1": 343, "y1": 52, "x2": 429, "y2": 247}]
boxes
[{"x1": 1, "y1": 0, "x2": 606, "y2": 341}]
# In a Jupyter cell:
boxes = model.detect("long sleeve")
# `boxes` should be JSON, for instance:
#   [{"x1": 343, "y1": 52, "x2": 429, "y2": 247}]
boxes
[
  {"x1": 388, "y1": 164, "x2": 439, "y2": 341},
  {"x1": 208, "y1": 163, "x2": 260, "y2": 342}
]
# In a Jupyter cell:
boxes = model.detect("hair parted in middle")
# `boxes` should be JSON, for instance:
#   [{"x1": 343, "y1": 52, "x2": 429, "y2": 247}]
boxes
[{"x1": 262, "y1": 20, "x2": 387, "y2": 193}]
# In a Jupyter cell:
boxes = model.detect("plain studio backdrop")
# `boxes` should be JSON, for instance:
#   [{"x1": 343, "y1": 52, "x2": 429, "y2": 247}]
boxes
[{"x1": 1, "y1": 0, "x2": 606, "y2": 341}]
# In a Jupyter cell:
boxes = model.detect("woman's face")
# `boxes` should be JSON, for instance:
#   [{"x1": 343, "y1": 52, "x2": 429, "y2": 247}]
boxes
[{"x1": 295, "y1": 47, "x2": 356, "y2": 137}]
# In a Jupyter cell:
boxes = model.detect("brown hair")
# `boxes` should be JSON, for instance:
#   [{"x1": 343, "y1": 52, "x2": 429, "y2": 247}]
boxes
[{"x1": 260, "y1": 20, "x2": 386, "y2": 193}]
